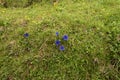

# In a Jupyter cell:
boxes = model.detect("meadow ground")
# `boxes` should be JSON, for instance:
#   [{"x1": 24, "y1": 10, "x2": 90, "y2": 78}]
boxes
[{"x1": 0, "y1": 0, "x2": 120, "y2": 80}]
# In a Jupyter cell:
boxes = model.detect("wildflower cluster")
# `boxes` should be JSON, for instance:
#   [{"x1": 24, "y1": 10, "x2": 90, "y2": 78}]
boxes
[
  {"x1": 23, "y1": 32, "x2": 68, "y2": 51},
  {"x1": 55, "y1": 32, "x2": 68, "y2": 51}
]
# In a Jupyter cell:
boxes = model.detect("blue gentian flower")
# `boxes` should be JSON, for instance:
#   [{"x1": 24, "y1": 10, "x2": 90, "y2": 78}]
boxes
[
  {"x1": 59, "y1": 45, "x2": 65, "y2": 51},
  {"x1": 63, "y1": 35, "x2": 68, "y2": 40},
  {"x1": 24, "y1": 33, "x2": 29, "y2": 38},
  {"x1": 56, "y1": 32, "x2": 59, "y2": 36},
  {"x1": 55, "y1": 40, "x2": 60, "y2": 46}
]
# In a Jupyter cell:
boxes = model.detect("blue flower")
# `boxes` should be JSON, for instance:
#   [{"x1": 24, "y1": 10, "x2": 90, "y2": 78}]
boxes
[
  {"x1": 59, "y1": 45, "x2": 65, "y2": 51},
  {"x1": 55, "y1": 40, "x2": 60, "y2": 46},
  {"x1": 24, "y1": 33, "x2": 29, "y2": 38},
  {"x1": 56, "y1": 32, "x2": 59, "y2": 36},
  {"x1": 63, "y1": 35, "x2": 68, "y2": 40}
]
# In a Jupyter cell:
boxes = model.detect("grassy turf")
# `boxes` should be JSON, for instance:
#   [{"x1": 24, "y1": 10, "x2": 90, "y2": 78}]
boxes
[{"x1": 0, "y1": 0, "x2": 120, "y2": 80}]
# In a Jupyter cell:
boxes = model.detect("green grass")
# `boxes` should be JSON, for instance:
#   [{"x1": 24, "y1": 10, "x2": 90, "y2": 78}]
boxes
[{"x1": 0, "y1": 0, "x2": 120, "y2": 80}]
